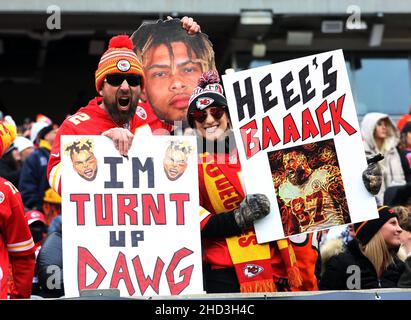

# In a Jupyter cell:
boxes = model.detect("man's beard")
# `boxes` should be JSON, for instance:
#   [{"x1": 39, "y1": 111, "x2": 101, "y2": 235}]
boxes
[{"x1": 104, "y1": 96, "x2": 138, "y2": 126}]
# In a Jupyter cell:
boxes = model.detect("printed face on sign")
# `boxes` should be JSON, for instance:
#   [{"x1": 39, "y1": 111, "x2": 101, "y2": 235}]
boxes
[
  {"x1": 268, "y1": 139, "x2": 351, "y2": 236},
  {"x1": 72, "y1": 149, "x2": 98, "y2": 181},
  {"x1": 163, "y1": 140, "x2": 193, "y2": 181},
  {"x1": 64, "y1": 138, "x2": 98, "y2": 181}
]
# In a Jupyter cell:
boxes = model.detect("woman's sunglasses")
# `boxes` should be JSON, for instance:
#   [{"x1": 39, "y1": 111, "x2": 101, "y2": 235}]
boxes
[
  {"x1": 190, "y1": 107, "x2": 226, "y2": 123},
  {"x1": 105, "y1": 74, "x2": 142, "y2": 87}
]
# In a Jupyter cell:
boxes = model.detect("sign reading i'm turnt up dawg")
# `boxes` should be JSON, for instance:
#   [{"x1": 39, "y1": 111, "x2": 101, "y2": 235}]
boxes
[
  {"x1": 60, "y1": 135, "x2": 203, "y2": 297},
  {"x1": 222, "y1": 49, "x2": 378, "y2": 243}
]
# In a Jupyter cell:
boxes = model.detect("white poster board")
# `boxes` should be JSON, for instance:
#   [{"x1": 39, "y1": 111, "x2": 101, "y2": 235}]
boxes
[
  {"x1": 61, "y1": 135, "x2": 203, "y2": 297},
  {"x1": 222, "y1": 49, "x2": 378, "y2": 243}
]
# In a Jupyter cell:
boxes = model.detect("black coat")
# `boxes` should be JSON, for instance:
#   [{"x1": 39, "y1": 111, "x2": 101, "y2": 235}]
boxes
[
  {"x1": 398, "y1": 256, "x2": 411, "y2": 288},
  {"x1": 35, "y1": 232, "x2": 64, "y2": 297},
  {"x1": 18, "y1": 147, "x2": 50, "y2": 210},
  {"x1": 319, "y1": 240, "x2": 405, "y2": 290},
  {"x1": 0, "y1": 152, "x2": 21, "y2": 186}
]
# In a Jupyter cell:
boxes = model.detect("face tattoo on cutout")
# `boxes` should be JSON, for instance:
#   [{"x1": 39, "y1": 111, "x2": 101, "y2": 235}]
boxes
[
  {"x1": 64, "y1": 138, "x2": 98, "y2": 181},
  {"x1": 163, "y1": 140, "x2": 193, "y2": 181}
]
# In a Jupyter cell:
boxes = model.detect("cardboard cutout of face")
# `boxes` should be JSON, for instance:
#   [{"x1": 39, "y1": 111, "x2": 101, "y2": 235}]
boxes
[{"x1": 131, "y1": 19, "x2": 216, "y2": 126}]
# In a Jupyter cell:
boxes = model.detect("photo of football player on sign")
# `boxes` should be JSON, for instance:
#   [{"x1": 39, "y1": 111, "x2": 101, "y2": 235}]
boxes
[{"x1": 268, "y1": 139, "x2": 351, "y2": 236}]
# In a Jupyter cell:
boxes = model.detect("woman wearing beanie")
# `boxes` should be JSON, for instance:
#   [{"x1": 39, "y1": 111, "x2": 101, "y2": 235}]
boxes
[
  {"x1": 187, "y1": 71, "x2": 307, "y2": 293},
  {"x1": 319, "y1": 206, "x2": 406, "y2": 290}
]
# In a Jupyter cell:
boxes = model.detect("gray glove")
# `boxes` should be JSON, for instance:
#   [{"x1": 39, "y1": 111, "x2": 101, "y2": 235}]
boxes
[
  {"x1": 234, "y1": 194, "x2": 270, "y2": 231},
  {"x1": 362, "y1": 153, "x2": 383, "y2": 195}
]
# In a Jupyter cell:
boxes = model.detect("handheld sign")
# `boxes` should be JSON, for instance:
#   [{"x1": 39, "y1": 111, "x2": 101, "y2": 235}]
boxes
[
  {"x1": 222, "y1": 50, "x2": 378, "y2": 243},
  {"x1": 61, "y1": 135, "x2": 203, "y2": 297}
]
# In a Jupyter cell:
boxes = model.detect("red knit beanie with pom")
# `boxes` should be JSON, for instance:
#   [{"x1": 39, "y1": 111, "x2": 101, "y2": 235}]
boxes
[
  {"x1": 187, "y1": 70, "x2": 228, "y2": 128},
  {"x1": 95, "y1": 35, "x2": 144, "y2": 92}
]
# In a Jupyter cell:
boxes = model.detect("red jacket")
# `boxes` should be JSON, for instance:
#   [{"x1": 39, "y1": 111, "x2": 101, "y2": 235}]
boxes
[
  {"x1": 198, "y1": 149, "x2": 289, "y2": 281},
  {"x1": 47, "y1": 98, "x2": 171, "y2": 194},
  {"x1": 0, "y1": 177, "x2": 35, "y2": 299}
]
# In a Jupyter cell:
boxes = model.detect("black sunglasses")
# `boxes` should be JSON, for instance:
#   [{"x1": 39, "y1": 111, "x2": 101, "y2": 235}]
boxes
[
  {"x1": 105, "y1": 74, "x2": 142, "y2": 87},
  {"x1": 190, "y1": 107, "x2": 226, "y2": 123}
]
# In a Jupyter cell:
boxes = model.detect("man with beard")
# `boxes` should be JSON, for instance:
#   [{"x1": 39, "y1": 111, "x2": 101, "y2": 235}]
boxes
[
  {"x1": 47, "y1": 35, "x2": 152, "y2": 195},
  {"x1": 278, "y1": 150, "x2": 350, "y2": 234}
]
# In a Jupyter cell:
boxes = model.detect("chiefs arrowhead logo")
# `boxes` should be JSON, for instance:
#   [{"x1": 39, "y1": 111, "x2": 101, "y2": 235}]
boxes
[
  {"x1": 117, "y1": 59, "x2": 131, "y2": 72},
  {"x1": 135, "y1": 106, "x2": 147, "y2": 120},
  {"x1": 243, "y1": 264, "x2": 264, "y2": 278},
  {"x1": 196, "y1": 97, "x2": 214, "y2": 110}
]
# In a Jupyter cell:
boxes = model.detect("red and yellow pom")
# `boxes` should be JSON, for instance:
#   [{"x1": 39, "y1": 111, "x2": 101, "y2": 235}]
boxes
[{"x1": 108, "y1": 35, "x2": 133, "y2": 50}]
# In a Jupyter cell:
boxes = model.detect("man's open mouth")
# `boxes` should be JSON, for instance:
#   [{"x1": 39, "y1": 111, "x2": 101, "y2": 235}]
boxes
[{"x1": 118, "y1": 97, "x2": 130, "y2": 109}]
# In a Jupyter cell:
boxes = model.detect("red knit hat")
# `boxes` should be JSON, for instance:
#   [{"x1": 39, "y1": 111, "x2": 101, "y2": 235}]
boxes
[
  {"x1": 187, "y1": 70, "x2": 228, "y2": 128},
  {"x1": 95, "y1": 35, "x2": 145, "y2": 92}
]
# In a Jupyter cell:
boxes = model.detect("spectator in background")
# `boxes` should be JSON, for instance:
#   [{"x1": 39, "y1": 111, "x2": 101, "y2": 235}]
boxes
[
  {"x1": 398, "y1": 207, "x2": 411, "y2": 287},
  {"x1": 29, "y1": 121, "x2": 49, "y2": 145},
  {"x1": 47, "y1": 215, "x2": 62, "y2": 236},
  {"x1": 13, "y1": 136, "x2": 34, "y2": 163},
  {"x1": 319, "y1": 206, "x2": 406, "y2": 290},
  {"x1": 0, "y1": 144, "x2": 22, "y2": 186},
  {"x1": 361, "y1": 112, "x2": 406, "y2": 204},
  {"x1": 398, "y1": 122, "x2": 411, "y2": 183},
  {"x1": 35, "y1": 222, "x2": 63, "y2": 298},
  {"x1": 397, "y1": 105, "x2": 411, "y2": 132},
  {"x1": 384, "y1": 183, "x2": 411, "y2": 212},
  {"x1": 25, "y1": 210, "x2": 47, "y2": 255},
  {"x1": 24, "y1": 210, "x2": 47, "y2": 296},
  {"x1": 36, "y1": 185, "x2": 63, "y2": 298},
  {"x1": 19, "y1": 123, "x2": 57, "y2": 210},
  {"x1": 0, "y1": 121, "x2": 36, "y2": 299},
  {"x1": 20, "y1": 118, "x2": 33, "y2": 139},
  {"x1": 42, "y1": 188, "x2": 61, "y2": 227}
]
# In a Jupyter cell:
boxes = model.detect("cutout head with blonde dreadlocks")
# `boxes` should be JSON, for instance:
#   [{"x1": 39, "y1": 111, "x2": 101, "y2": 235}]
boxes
[
  {"x1": 64, "y1": 138, "x2": 98, "y2": 181},
  {"x1": 163, "y1": 140, "x2": 193, "y2": 181},
  {"x1": 131, "y1": 18, "x2": 216, "y2": 125}
]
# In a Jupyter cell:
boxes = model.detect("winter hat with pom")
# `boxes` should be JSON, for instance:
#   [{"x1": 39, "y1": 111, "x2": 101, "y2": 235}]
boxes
[
  {"x1": 95, "y1": 35, "x2": 145, "y2": 93},
  {"x1": 187, "y1": 70, "x2": 228, "y2": 128}
]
